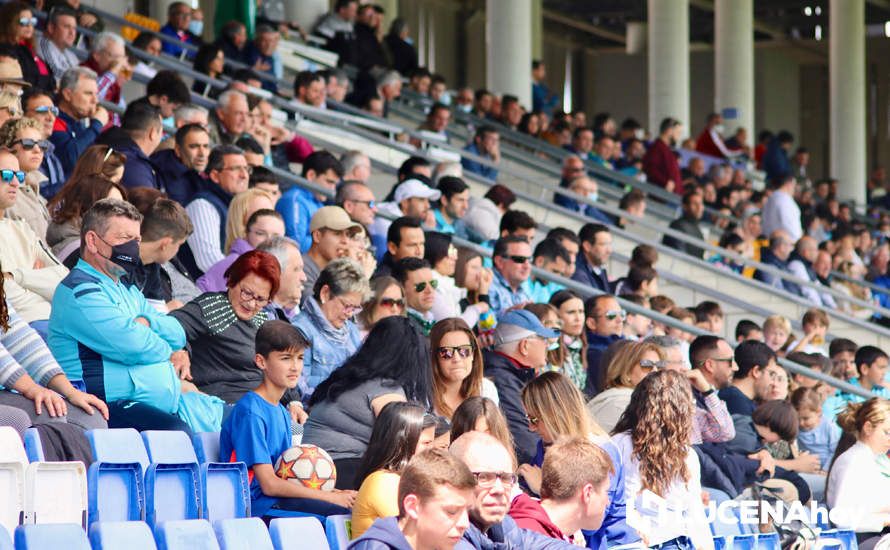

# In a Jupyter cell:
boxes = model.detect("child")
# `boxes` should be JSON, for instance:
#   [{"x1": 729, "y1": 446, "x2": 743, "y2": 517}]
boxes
[
  {"x1": 648, "y1": 295, "x2": 675, "y2": 336},
  {"x1": 828, "y1": 338, "x2": 857, "y2": 381},
  {"x1": 220, "y1": 320, "x2": 357, "y2": 518},
  {"x1": 791, "y1": 387, "x2": 840, "y2": 472},
  {"x1": 762, "y1": 315, "x2": 791, "y2": 354},
  {"x1": 787, "y1": 309, "x2": 829, "y2": 356},
  {"x1": 694, "y1": 301, "x2": 725, "y2": 336},
  {"x1": 837, "y1": 346, "x2": 890, "y2": 407}
]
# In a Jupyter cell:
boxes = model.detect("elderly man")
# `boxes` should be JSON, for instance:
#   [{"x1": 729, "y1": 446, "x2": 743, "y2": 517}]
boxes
[
  {"x1": 340, "y1": 150, "x2": 371, "y2": 184},
  {"x1": 559, "y1": 155, "x2": 586, "y2": 187},
  {"x1": 37, "y1": 6, "x2": 79, "y2": 83},
  {"x1": 755, "y1": 230, "x2": 802, "y2": 296},
  {"x1": 81, "y1": 32, "x2": 129, "y2": 113},
  {"x1": 335, "y1": 180, "x2": 376, "y2": 229},
  {"x1": 50, "y1": 67, "x2": 109, "y2": 177},
  {"x1": 208, "y1": 90, "x2": 250, "y2": 146},
  {"x1": 160, "y1": 2, "x2": 201, "y2": 58},
  {"x1": 48, "y1": 199, "x2": 223, "y2": 432},
  {"x1": 788, "y1": 236, "x2": 828, "y2": 306},
  {"x1": 554, "y1": 175, "x2": 612, "y2": 225},
  {"x1": 257, "y1": 236, "x2": 307, "y2": 321}
]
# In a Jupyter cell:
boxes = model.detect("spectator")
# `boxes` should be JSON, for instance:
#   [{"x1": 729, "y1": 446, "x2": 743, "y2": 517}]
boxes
[
  {"x1": 457, "y1": 184, "x2": 516, "y2": 245},
  {"x1": 735, "y1": 319, "x2": 763, "y2": 343},
  {"x1": 48, "y1": 199, "x2": 225, "y2": 431},
  {"x1": 548, "y1": 290, "x2": 588, "y2": 392},
  {"x1": 370, "y1": 179, "x2": 439, "y2": 258},
  {"x1": 531, "y1": 60, "x2": 558, "y2": 114},
  {"x1": 383, "y1": 18, "x2": 417, "y2": 75},
  {"x1": 81, "y1": 32, "x2": 128, "y2": 114},
  {"x1": 426, "y1": 233, "x2": 485, "y2": 327},
  {"x1": 340, "y1": 151, "x2": 372, "y2": 184},
  {"x1": 315, "y1": 0, "x2": 359, "y2": 66},
  {"x1": 208, "y1": 90, "x2": 250, "y2": 146},
  {"x1": 431, "y1": 176, "x2": 469, "y2": 234},
  {"x1": 416, "y1": 102, "x2": 451, "y2": 144},
  {"x1": 0, "y1": 117, "x2": 50, "y2": 240},
  {"x1": 336, "y1": 181, "x2": 377, "y2": 231},
  {"x1": 791, "y1": 386, "x2": 841, "y2": 472},
  {"x1": 430, "y1": 317, "x2": 499, "y2": 419},
  {"x1": 191, "y1": 43, "x2": 226, "y2": 98},
  {"x1": 587, "y1": 341, "x2": 664, "y2": 433},
  {"x1": 303, "y1": 316, "x2": 432, "y2": 489},
  {"x1": 128, "y1": 70, "x2": 191, "y2": 123},
  {"x1": 277, "y1": 151, "x2": 343, "y2": 250},
  {"x1": 498, "y1": 209, "x2": 537, "y2": 242},
  {"x1": 554, "y1": 175, "x2": 612, "y2": 225},
  {"x1": 688, "y1": 336, "x2": 738, "y2": 444},
  {"x1": 564, "y1": 126, "x2": 593, "y2": 160},
  {"x1": 754, "y1": 230, "x2": 802, "y2": 296},
  {"x1": 50, "y1": 67, "x2": 109, "y2": 177},
  {"x1": 546, "y1": 228, "x2": 580, "y2": 278},
  {"x1": 695, "y1": 113, "x2": 742, "y2": 159},
  {"x1": 158, "y1": 1, "x2": 200, "y2": 59},
  {"x1": 153, "y1": 123, "x2": 210, "y2": 206},
  {"x1": 244, "y1": 25, "x2": 281, "y2": 94},
  {"x1": 572, "y1": 223, "x2": 612, "y2": 293},
  {"x1": 36, "y1": 6, "x2": 78, "y2": 84},
  {"x1": 663, "y1": 189, "x2": 706, "y2": 259},
  {"x1": 527, "y1": 238, "x2": 570, "y2": 303},
  {"x1": 786, "y1": 236, "x2": 826, "y2": 306},
  {"x1": 294, "y1": 70, "x2": 326, "y2": 108},
  {"x1": 321, "y1": 68, "x2": 350, "y2": 104},
  {"x1": 589, "y1": 135, "x2": 614, "y2": 169},
  {"x1": 762, "y1": 130, "x2": 794, "y2": 183},
  {"x1": 612, "y1": 370, "x2": 711, "y2": 549},
  {"x1": 213, "y1": 20, "x2": 248, "y2": 65},
  {"x1": 720, "y1": 340, "x2": 782, "y2": 416},
  {"x1": 483, "y1": 309, "x2": 558, "y2": 465},
  {"x1": 836, "y1": 346, "x2": 890, "y2": 408},
  {"x1": 22, "y1": 89, "x2": 64, "y2": 200},
  {"x1": 350, "y1": 401, "x2": 438, "y2": 539},
  {"x1": 300, "y1": 206, "x2": 362, "y2": 298},
  {"x1": 461, "y1": 126, "x2": 500, "y2": 181},
  {"x1": 391, "y1": 257, "x2": 437, "y2": 336},
  {"x1": 642, "y1": 117, "x2": 684, "y2": 194},
  {"x1": 489, "y1": 236, "x2": 533, "y2": 316},
  {"x1": 255, "y1": 236, "x2": 306, "y2": 321},
  {"x1": 761, "y1": 174, "x2": 803, "y2": 242},
  {"x1": 219, "y1": 320, "x2": 354, "y2": 518},
  {"x1": 0, "y1": 2, "x2": 53, "y2": 91},
  {"x1": 583, "y1": 294, "x2": 626, "y2": 396},
  {"x1": 449, "y1": 397, "x2": 513, "y2": 451},
  {"x1": 94, "y1": 102, "x2": 163, "y2": 191},
  {"x1": 355, "y1": 276, "x2": 405, "y2": 336}
]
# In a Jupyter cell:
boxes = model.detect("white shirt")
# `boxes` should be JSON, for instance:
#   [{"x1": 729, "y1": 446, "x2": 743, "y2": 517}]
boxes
[
  {"x1": 826, "y1": 441, "x2": 890, "y2": 533},
  {"x1": 612, "y1": 432, "x2": 713, "y2": 549},
  {"x1": 761, "y1": 189, "x2": 803, "y2": 241}
]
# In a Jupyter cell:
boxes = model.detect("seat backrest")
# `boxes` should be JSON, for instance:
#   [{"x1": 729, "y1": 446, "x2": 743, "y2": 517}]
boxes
[
  {"x1": 756, "y1": 532, "x2": 780, "y2": 550},
  {"x1": 24, "y1": 462, "x2": 87, "y2": 526},
  {"x1": 213, "y1": 518, "x2": 273, "y2": 550},
  {"x1": 733, "y1": 534, "x2": 757, "y2": 550},
  {"x1": 192, "y1": 433, "x2": 221, "y2": 464},
  {"x1": 87, "y1": 429, "x2": 150, "y2": 474},
  {"x1": 0, "y1": 462, "x2": 24, "y2": 536},
  {"x1": 141, "y1": 431, "x2": 198, "y2": 464},
  {"x1": 0, "y1": 524, "x2": 10, "y2": 550},
  {"x1": 144, "y1": 463, "x2": 201, "y2": 527},
  {"x1": 13, "y1": 523, "x2": 90, "y2": 550},
  {"x1": 22, "y1": 430, "x2": 43, "y2": 463},
  {"x1": 268, "y1": 517, "x2": 329, "y2": 550},
  {"x1": 154, "y1": 520, "x2": 220, "y2": 550},
  {"x1": 87, "y1": 463, "x2": 145, "y2": 525},
  {"x1": 714, "y1": 536, "x2": 727, "y2": 550},
  {"x1": 89, "y1": 521, "x2": 157, "y2": 550},
  {"x1": 0, "y1": 427, "x2": 27, "y2": 464},
  {"x1": 324, "y1": 515, "x2": 352, "y2": 550},
  {"x1": 200, "y1": 463, "x2": 250, "y2": 521}
]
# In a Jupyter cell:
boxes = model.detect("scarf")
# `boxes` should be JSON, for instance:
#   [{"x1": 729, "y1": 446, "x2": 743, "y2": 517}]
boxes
[
  {"x1": 408, "y1": 309, "x2": 434, "y2": 336},
  {"x1": 304, "y1": 295, "x2": 353, "y2": 345}
]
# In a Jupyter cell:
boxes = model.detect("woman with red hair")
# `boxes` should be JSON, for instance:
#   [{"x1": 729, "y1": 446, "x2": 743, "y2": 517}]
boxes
[{"x1": 171, "y1": 250, "x2": 294, "y2": 406}]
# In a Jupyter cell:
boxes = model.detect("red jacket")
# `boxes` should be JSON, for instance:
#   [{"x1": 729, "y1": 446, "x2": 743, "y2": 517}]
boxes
[
  {"x1": 508, "y1": 493, "x2": 569, "y2": 542},
  {"x1": 642, "y1": 138, "x2": 683, "y2": 195}
]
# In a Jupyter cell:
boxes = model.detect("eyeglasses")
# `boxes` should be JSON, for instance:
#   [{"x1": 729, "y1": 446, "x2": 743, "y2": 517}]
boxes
[
  {"x1": 437, "y1": 345, "x2": 474, "y2": 360},
  {"x1": 221, "y1": 165, "x2": 252, "y2": 174},
  {"x1": 0, "y1": 169, "x2": 25, "y2": 184},
  {"x1": 31, "y1": 105, "x2": 59, "y2": 117},
  {"x1": 12, "y1": 138, "x2": 48, "y2": 152},
  {"x1": 472, "y1": 471, "x2": 518, "y2": 488},
  {"x1": 639, "y1": 359, "x2": 666, "y2": 371},
  {"x1": 601, "y1": 309, "x2": 626, "y2": 321},
  {"x1": 239, "y1": 286, "x2": 270, "y2": 307},
  {"x1": 379, "y1": 297, "x2": 405, "y2": 309},
  {"x1": 413, "y1": 279, "x2": 439, "y2": 293},
  {"x1": 349, "y1": 199, "x2": 376, "y2": 209},
  {"x1": 501, "y1": 255, "x2": 531, "y2": 264},
  {"x1": 709, "y1": 357, "x2": 735, "y2": 364},
  {"x1": 525, "y1": 414, "x2": 540, "y2": 425},
  {"x1": 335, "y1": 296, "x2": 363, "y2": 316},
  {"x1": 18, "y1": 16, "x2": 37, "y2": 27}
]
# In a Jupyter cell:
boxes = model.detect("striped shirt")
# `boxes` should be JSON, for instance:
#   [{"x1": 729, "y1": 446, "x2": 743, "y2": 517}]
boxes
[
  {"x1": 0, "y1": 301, "x2": 63, "y2": 389},
  {"x1": 185, "y1": 198, "x2": 225, "y2": 273},
  {"x1": 37, "y1": 36, "x2": 78, "y2": 83}
]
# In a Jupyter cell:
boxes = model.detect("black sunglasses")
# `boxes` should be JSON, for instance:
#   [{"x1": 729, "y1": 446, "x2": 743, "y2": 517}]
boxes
[
  {"x1": 13, "y1": 138, "x2": 48, "y2": 152},
  {"x1": 501, "y1": 255, "x2": 531, "y2": 264},
  {"x1": 413, "y1": 279, "x2": 439, "y2": 293}
]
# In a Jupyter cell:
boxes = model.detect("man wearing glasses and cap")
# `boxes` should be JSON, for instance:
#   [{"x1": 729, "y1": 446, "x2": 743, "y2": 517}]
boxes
[{"x1": 482, "y1": 309, "x2": 560, "y2": 466}]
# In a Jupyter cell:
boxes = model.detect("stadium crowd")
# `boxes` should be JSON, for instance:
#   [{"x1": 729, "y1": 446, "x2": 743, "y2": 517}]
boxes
[{"x1": 2, "y1": 0, "x2": 890, "y2": 548}]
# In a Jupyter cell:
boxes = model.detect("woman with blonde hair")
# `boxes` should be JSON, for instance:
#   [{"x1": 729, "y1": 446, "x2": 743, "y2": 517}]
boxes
[
  {"x1": 586, "y1": 341, "x2": 666, "y2": 433},
  {"x1": 429, "y1": 318, "x2": 498, "y2": 419},
  {"x1": 612, "y1": 370, "x2": 711, "y2": 549},
  {"x1": 0, "y1": 117, "x2": 50, "y2": 239},
  {"x1": 826, "y1": 398, "x2": 890, "y2": 549},
  {"x1": 516, "y1": 371, "x2": 633, "y2": 548},
  {"x1": 223, "y1": 188, "x2": 276, "y2": 253}
]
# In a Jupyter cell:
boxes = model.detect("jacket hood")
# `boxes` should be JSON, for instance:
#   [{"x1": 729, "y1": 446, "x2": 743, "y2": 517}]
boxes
[
  {"x1": 508, "y1": 494, "x2": 565, "y2": 540},
  {"x1": 355, "y1": 517, "x2": 415, "y2": 550}
]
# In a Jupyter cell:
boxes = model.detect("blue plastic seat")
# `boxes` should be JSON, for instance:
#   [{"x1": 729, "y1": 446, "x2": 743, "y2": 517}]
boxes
[
  {"x1": 141, "y1": 431, "x2": 198, "y2": 464},
  {"x1": 325, "y1": 515, "x2": 352, "y2": 550},
  {"x1": 819, "y1": 529, "x2": 859, "y2": 550},
  {"x1": 269, "y1": 517, "x2": 329, "y2": 550},
  {"x1": 714, "y1": 536, "x2": 727, "y2": 550},
  {"x1": 0, "y1": 525, "x2": 10, "y2": 550},
  {"x1": 144, "y1": 463, "x2": 201, "y2": 527},
  {"x1": 732, "y1": 534, "x2": 757, "y2": 550},
  {"x1": 192, "y1": 433, "x2": 221, "y2": 464},
  {"x1": 13, "y1": 523, "x2": 90, "y2": 550},
  {"x1": 213, "y1": 518, "x2": 273, "y2": 550},
  {"x1": 22, "y1": 429, "x2": 43, "y2": 463},
  {"x1": 756, "y1": 532, "x2": 780, "y2": 550},
  {"x1": 201, "y1": 463, "x2": 250, "y2": 521},
  {"x1": 87, "y1": 429, "x2": 150, "y2": 474},
  {"x1": 154, "y1": 520, "x2": 219, "y2": 550},
  {"x1": 89, "y1": 521, "x2": 157, "y2": 550},
  {"x1": 88, "y1": 462, "x2": 145, "y2": 525}
]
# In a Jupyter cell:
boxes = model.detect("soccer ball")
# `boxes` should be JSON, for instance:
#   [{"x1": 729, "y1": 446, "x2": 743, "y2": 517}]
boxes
[{"x1": 274, "y1": 444, "x2": 337, "y2": 491}]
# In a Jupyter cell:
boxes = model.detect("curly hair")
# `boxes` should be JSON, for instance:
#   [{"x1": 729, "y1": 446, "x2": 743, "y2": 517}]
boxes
[
  {"x1": 0, "y1": 117, "x2": 41, "y2": 147},
  {"x1": 613, "y1": 369, "x2": 694, "y2": 497}
]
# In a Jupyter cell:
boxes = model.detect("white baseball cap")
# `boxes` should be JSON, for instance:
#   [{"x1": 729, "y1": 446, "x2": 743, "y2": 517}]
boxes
[{"x1": 394, "y1": 178, "x2": 441, "y2": 203}]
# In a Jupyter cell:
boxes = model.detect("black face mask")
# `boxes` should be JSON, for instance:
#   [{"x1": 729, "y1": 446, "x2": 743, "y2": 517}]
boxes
[{"x1": 98, "y1": 236, "x2": 142, "y2": 275}]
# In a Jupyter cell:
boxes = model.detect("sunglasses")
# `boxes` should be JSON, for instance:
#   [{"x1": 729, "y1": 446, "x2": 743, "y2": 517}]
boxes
[
  {"x1": 436, "y1": 345, "x2": 473, "y2": 360},
  {"x1": 413, "y1": 279, "x2": 439, "y2": 293},
  {"x1": 0, "y1": 169, "x2": 25, "y2": 183},
  {"x1": 12, "y1": 138, "x2": 48, "y2": 152},
  {"x1": 379, "y1": 297, "x2": 405, "y2": 309},
  {"x1": 501, "y1": 255, "x2": 531, "y2": 264},
  {"x1": 32, "y1": 105, "x2": 59, "y2": 117},
  {"x1": 350, "y1": 199, "x2": 376, "y2": 209},
  {"x1": 525, "y1": 414, "x2": 540, "y2": 425},
  {"x1": 601, "y1": 309, "x2": 626, "y2": 321},
  {"x1": 18, "y1": 16, "x2": 37, "y2": 27},
  {"x1": 639, "y1": 359, "x2": 666, "y2": 371}
]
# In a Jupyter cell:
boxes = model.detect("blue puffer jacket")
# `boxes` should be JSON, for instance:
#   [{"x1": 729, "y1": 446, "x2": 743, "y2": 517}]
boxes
[
  {"x1": 292, "y1": 296, "x2": 362, "y2": 400},
  {"x1": 456, "y1": 516, "x2": 577, "y2": 549}
]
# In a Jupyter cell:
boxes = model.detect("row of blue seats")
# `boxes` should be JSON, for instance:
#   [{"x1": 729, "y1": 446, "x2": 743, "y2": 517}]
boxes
[
  {"x1": 0, "y1": 516, "x2": 342, "y2": 550},
  {"x1": 713, "y1": 529, "x2": 857, "y2": 550}
]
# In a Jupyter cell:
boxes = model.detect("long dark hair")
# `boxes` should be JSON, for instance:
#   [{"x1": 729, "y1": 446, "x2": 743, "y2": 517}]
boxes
[
  {"x1": 309, "y1": 316, "x2": 433, "y2": 407},
  {"x1": 429, "y1": 318, "x2": 483, "y2": 419},
  {"x1": 354, "y1": 401, "x2": 435, "y2": 486},
  {"x1": 193, "y1": 43, "x2": 224, "y2": 75}
]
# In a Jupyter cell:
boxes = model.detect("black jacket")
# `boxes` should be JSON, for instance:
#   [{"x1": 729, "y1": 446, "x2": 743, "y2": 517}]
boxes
[
  {"x1": 662, "y1": 215, "x2": 705, "y2": 259},
  {"x1": 482, "y1": 350, "x2": 537, "y2": 465},
  {"x1": 150, "y1": 148, "x2": 206, "y2": 206},
  {"x1": 94, "y1": 126, "x2": 160, "y2": 191}
]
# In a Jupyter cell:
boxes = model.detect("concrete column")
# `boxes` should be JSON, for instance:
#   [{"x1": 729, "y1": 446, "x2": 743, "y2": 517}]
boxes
[
  {"x1": 286, "y1": 0, "x2": 329, "y2": 31},
  {"x1": 531, "y1": 0, "x2": 542, "y2": 61},
  {"x1": 486, "y1": 0, "x2": 532, "y2": 109},
  {"x1": 647, "y1": 0, "x2": 689, "y2": 136},
  {"x1": 714, "y1": 0, "x2": 754, "y2": 137},
  {"x1": 830, "y1": 0, "x2": 867, "y2": 205}
]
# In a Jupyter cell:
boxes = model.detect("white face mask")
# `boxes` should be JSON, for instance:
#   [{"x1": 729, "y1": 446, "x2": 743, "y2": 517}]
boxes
[
  {"x1": 188, "y1": 20, "x2": 203, "y2": 36},
  {"x1": 634, "y1": 128, "x2": 645, "y2": 140},
  {"x1": 714, "y1": 123, "x2": 725, "y2": 134},
  {"x1": 457, "y1": 103, "x2": 472, "y2": 113},
  {"x1": 588, "y1": 192, "x2": 599, "y2": 202}
]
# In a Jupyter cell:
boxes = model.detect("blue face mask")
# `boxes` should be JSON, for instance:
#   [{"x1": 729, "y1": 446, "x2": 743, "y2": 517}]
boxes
[
  {"x1": 188, "y1": 20, "x2": 203, "y2": 36},
  {"x1": 161, "y1": 116, "x2": 174, "y2": 130},
  {"x1": 588, "y1": 192, "x2": 599, "y2": 203},
  {"x1": 457, "y1": 103, "x2": 472, "y2": 113},
  {"x1": 547, "y1": 340, "x2": 560, "y2": 351}
]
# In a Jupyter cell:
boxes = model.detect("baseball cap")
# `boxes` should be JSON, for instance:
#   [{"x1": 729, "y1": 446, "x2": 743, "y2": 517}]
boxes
[
  {"x1": 493, "y1": 309, "x2": 560, "y2": 345},
  {"x1": 0, "y1": 58, "x2": 30, "y2": 89},
  {"x1": 310, "y1": 206, "x2": 363, "y2": 232},
  {"x1": 394, "y1": 178, "x2": 441, "y2": 203}
]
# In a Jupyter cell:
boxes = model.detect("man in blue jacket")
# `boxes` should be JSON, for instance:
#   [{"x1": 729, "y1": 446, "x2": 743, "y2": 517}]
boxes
[
  {"x1": 277, "y1": 150, "x2": 343, "y2": 251},
  {"x1": 584, "y1": 295, "x2": 626, "y2": 397},
  {"x1": 50, "y1": 66, "x2": 109, "y2": 177},
  {"x1": 572, "y1": 223, "x2": 612, "y2": 294}
]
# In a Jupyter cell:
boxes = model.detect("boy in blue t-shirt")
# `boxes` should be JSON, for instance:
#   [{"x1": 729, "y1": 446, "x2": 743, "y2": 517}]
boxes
[{"x1": 220, "y1": 320, "x2": 356, "y2": 518}]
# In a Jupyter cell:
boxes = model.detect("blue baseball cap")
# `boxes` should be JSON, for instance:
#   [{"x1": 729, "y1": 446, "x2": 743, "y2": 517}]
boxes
[{"x1": 494, "y1": 309, "x2": 560, "y2": 345}]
